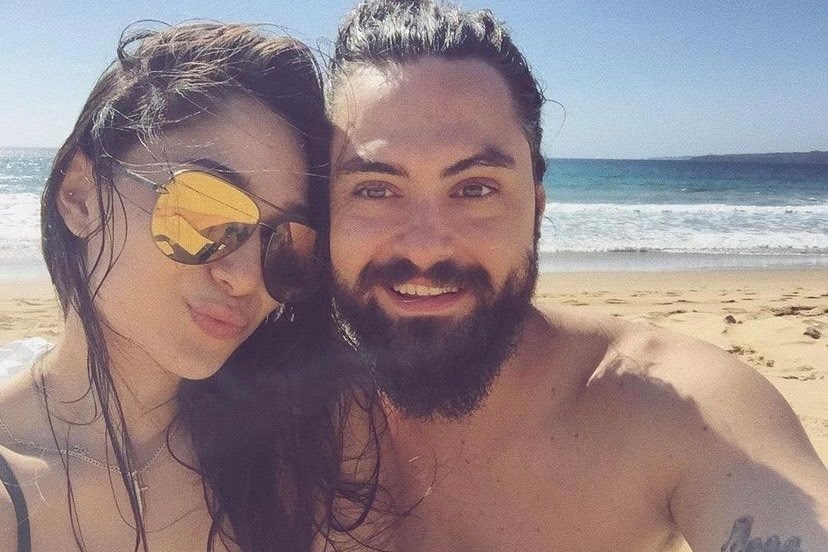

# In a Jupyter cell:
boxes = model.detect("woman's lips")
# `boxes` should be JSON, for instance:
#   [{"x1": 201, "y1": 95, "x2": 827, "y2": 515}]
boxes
[{"x1": 188, "y1": 303, "x2": 248, "y2": 340}]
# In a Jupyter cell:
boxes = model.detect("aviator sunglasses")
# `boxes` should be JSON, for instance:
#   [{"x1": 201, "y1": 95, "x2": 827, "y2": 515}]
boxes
[{"x1": 112, "y1": 163, "x2": 320, "y2": 303}]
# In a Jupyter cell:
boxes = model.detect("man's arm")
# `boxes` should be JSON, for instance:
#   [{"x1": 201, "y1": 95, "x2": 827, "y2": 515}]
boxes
[{"x1": 662, "y1": 339, "x2": 827, "y2": 551}]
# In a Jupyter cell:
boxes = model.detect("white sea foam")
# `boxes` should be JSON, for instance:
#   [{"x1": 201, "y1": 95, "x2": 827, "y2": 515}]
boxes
[
  {"x1": 539, "y1": 202, "x2": 828, "y2": 255},
  {"x1": 0, "y1": 192, "x2": 41, "y2": 260}
]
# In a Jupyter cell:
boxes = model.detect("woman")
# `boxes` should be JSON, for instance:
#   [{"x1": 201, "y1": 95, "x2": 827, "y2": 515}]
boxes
[{"x1": 0, "y1": 22, "x2": 336, "y2": 551}]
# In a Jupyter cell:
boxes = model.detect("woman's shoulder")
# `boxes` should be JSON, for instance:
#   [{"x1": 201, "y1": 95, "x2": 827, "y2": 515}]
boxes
[
  {"x1": 0, "y1": 444, "x2": 39, "y2": 552},
  {"x1": 0, "y1": 468, "x2": 19, "y2": 551},
  {"x1": 0, "y1": 340, "x2": 54, "y2": 473}
]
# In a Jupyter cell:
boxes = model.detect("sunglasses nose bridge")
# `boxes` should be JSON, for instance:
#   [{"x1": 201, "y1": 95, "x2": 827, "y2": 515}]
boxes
[{"x1": 207, "y1": 225, "x2": 270, "y2": 299}]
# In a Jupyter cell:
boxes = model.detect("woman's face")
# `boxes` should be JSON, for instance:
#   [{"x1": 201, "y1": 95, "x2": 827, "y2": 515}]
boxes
[{"x1": 83, "y1": 95, "x2": 311, "y2": 380}]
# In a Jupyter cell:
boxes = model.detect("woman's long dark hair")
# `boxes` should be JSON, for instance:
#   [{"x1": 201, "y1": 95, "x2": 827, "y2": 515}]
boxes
[{"x1": 40, "y1": 22, "x2": 340, "y2": 551}]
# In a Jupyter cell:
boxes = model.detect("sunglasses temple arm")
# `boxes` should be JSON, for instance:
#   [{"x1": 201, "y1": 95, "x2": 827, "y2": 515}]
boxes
[{"x1": 114, "y1": 165, "x2": 168, "y2": 193}]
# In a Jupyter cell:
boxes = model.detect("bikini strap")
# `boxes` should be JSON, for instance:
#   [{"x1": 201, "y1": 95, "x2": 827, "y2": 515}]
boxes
[{"x1": 0, "y1": 451, "x2": 31, "y2": 552}]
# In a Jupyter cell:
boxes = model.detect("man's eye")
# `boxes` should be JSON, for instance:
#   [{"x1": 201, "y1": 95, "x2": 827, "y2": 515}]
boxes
[
  {"x1": 456, "y1": 181, "x2": 495, "y2": 198},
  {"x1": 355, "y1": 185, "x2": 393, "y2": 199}
]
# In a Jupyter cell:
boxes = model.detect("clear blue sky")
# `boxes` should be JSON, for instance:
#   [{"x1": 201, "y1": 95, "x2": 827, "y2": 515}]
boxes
[{"x1": 1, "y1": 0, "x2": 826, "y2": 158}]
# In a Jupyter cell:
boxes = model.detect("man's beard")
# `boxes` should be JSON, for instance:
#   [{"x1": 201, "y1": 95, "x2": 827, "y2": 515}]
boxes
[{"x1": 332, "y1": 251, "x2": 538, "y2": 420}]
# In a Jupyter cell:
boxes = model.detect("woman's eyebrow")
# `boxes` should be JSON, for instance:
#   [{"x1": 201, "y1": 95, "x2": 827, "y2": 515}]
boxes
[
  {"x1": 183, "y1": 158, "x2": 255, "y2": 191},
  {"x1": 182, "y1": 157, "x2": 309, "y2": 218}
]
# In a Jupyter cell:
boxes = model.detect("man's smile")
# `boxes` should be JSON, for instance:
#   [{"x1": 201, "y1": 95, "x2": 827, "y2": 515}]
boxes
[
  {"x1": 391, "y1": 283, "x2": 460, "y2": 296},
  {"x1": 380, "y1": 281, "x2": 471, "y2": 315}
]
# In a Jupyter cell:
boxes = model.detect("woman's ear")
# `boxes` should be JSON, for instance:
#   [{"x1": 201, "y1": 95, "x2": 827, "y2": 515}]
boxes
[{"x1": 57, "y1": 151, "x2": 100, "y2": 238}]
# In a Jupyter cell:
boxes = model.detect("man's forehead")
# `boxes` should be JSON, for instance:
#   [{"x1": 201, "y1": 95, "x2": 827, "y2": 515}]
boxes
[
  {"x1": 331, "y1": 57, "x2": 514, "y2": 119},
  {"x1": 330, "y1": 57, "x2": 526, "y2": 170}
]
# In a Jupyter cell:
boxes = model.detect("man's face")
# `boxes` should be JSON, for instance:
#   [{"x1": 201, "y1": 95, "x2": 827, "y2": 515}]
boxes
[{"x1": 329, "y1": 58, "x2": 541, "y2": 418}]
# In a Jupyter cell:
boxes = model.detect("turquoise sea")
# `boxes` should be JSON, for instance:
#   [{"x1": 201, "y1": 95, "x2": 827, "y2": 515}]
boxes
[{"x1": 1, "y1": 147, "x2": 826, "y2": 278}]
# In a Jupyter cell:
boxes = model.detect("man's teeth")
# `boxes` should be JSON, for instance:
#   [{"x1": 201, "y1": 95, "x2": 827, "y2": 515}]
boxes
[{"x1": 392, "y1": 283, "x2": 459, "y2": 296}]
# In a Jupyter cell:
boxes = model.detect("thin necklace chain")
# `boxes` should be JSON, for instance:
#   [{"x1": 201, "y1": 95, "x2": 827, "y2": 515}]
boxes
[
  {"x1": 8, "y1": 351, "x2": 176, "y2": 476},
  {"x1": 0, "y1": 416, "x2": 174, "y2": 475}
]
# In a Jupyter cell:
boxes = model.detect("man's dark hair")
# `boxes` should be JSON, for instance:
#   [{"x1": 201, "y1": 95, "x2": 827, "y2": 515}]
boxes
[{"x1": 330, "y1": 0, "x2": 547, "y2": 183}]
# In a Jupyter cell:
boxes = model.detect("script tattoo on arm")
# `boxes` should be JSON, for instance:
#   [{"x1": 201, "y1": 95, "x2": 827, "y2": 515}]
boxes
[{"x1": 720, "y1": 516, "x2": 806, "y2": 552}]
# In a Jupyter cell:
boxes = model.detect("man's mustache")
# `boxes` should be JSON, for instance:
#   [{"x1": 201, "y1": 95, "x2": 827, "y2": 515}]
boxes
[{"x1": 355, "y1": 258, "x2": 493, "y2": 295}]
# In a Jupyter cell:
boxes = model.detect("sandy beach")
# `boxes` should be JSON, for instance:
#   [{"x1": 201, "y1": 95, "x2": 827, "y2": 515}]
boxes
[{"x1": 1, "y1": 269, "x2": 826, "y2": 465}]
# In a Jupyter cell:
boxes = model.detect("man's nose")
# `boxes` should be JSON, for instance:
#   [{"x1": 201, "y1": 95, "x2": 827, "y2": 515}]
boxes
[{"x1": 390, "y1": 199, "x2": 455, "y2": 270}]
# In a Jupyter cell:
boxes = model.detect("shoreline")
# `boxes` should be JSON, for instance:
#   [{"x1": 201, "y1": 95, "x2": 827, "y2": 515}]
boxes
[
  {"x1": 537, "y1": 251, "x2": 828, "y2": 272},
  {"x1": 4, "y1": 252, "x2": 828, "y2": 282}
]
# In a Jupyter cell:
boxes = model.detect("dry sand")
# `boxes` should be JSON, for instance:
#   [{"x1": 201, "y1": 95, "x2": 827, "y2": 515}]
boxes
[
  {"x1": 0, "y1": 278, "x2": 62, "y2": 343},
  {"x1": 1, "y1": 270, "x2": 826, "y2": 463}
]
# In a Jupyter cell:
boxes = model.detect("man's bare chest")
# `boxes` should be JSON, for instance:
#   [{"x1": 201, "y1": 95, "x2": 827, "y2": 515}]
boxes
[
  {"x1": 396, "y1": 462, "x2": 673, "y2": 551},
  {"x1": 375, "y1": 424, "x2": 677, "y2": 552}
]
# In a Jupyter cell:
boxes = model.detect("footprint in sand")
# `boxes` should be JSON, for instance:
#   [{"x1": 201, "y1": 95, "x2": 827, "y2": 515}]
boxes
[
  {"x1": 770, "y1": 306, "x2": 817, "y2": 317},
  {"x1": 645, "y1": 310, "x2": 688, "y2": 319},
  {"x1": 727, "y1": 345, "x2": 779, "y2": 372},
  {"x1": 727, "y1": 345, "x2": 756, "y2": 356},
  {"x1": 777, "y1": 366, "x2": 821, "y2": 381}
]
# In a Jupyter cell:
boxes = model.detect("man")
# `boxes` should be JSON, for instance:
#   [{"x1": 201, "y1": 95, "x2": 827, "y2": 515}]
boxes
[{"x1": 324, "y1": 1, "x2": 828, "y2": 550}]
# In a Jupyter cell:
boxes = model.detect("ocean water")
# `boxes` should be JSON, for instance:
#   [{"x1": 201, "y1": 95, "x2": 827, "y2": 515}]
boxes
[
  {"x1": 1, "y1": 148, "x2": 826, "y2": 276},
  {"x1": 0, "y1": 148, "x2": 53, "y2": 279},
  {"x1": 539, "y1": 158, "x2": 828, "y2": 270}
]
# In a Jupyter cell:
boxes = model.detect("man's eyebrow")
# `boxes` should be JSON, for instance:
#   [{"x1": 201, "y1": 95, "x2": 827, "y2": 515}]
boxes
[
  {"x1": 441, "y1": 146, "x2": 516, "y2": 178},
  {"x1": 335, "y1": 156, "x2": 409, "y2": 178},
  {"x1": 334, "y1": 145, "x2": 515, "y2": 179}
]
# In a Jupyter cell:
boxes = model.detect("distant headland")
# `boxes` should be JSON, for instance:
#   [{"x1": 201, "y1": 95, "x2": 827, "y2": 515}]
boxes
[{"x1": 651, "y1": 151, "x2": 828, "y2": 164}]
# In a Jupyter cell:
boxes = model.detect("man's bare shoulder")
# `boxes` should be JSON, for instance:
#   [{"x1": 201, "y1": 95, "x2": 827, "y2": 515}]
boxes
[
  {"x1": 532, "y1": 305, "x2": 827, "y2": 547},
  {"x1": 533, "y1": 304, "x2": 821, "y2": 461}
]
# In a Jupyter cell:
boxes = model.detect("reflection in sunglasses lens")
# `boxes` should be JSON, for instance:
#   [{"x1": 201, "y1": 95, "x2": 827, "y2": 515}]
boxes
[{"x1": 151, "y1": 171, "x2": 259, "y2": 264}]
